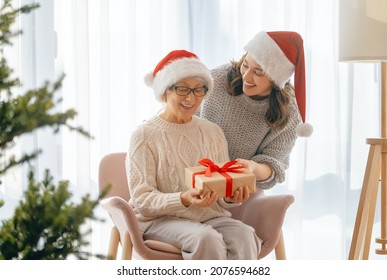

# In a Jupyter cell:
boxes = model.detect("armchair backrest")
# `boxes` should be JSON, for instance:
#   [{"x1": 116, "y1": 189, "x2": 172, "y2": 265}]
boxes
[{"x1": 99, "y1": 153, "x2": 130, "y2": 201}]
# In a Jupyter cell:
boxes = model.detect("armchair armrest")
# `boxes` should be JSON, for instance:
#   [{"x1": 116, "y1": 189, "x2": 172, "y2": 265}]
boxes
[
  {"x1": 101, "y1": 196, "x2": 182, "y2": 260},
  {"x1": 228, "y1": 192, "x2": 294, "y2": 259}
]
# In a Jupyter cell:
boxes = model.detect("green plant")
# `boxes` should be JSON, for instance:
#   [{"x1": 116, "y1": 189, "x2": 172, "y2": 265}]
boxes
[
  {"x1": 0, "y1": 1, "x2": 89, "y2": 177},
  {"x1": 0, "y1": 0, "x2": 106, "y2": 259},
  {"x1": 0, "y1": 170, "x2": 106, "y2": 260}
]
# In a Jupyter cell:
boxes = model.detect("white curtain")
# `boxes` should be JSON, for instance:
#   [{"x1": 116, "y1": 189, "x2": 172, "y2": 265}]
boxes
[{"x1": 2, "y1": 0, "x2": 385, "y2": 260}]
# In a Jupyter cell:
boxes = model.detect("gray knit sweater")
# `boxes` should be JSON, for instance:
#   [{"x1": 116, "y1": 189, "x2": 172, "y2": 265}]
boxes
[
  {"x1": 126, "y1": 115, "x2": 233, "y2": 227},
  {"x1": 198, "y1": 64, "x2": 301, "y2": 190}
]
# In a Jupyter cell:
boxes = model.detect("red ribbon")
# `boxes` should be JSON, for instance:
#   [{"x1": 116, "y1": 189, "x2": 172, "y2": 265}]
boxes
[{"x1": 191, "y1": 158, "x2": 245, "y2": 197}]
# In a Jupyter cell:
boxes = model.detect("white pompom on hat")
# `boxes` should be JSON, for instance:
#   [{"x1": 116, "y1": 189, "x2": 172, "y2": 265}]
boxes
[
  {"x1": 144, "y1": 49, "x2": 214, "y2": 102},
  {"x1": 244, "y1": 31, "x2": 313, "y2": 137}
]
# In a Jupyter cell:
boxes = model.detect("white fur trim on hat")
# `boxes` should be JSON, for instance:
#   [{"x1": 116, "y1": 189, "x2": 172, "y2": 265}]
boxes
[
  {"x1": 243, "y1": 32, "x2": 295, "y2": 89},
  {"x1": 144, "y1": 72, "x2": 154, "y2": 87},
  {"x1": 145, "y1": 58, "x2": 214, "y2": 102}
]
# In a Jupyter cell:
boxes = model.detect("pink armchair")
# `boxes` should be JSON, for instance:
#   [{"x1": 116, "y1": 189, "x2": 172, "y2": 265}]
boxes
[{"x1": 98, "y1": 152, "x2": 294, "y2": 260}]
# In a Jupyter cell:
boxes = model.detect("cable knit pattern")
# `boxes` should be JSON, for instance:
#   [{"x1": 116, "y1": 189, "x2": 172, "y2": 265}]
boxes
[
  {"x1": 126, "y1": 115, "x2": 231, "y2": 224},
  {"x1": 198, "y1": 64, "x2": 301, "y2": 190}
]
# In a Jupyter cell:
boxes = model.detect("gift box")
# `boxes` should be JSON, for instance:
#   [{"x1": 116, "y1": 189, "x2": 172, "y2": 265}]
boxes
[{"x1": 185, "y1": 158, "x2": 256, "y2": 198}]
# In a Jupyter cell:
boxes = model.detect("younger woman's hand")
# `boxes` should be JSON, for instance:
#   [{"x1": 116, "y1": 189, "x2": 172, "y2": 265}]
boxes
[
  {"x1": 236, "y1": 158, "x2": 272, "y2": 182},
  {"x1": 236, "y1": 158, "x2": 259, "y2": 174}
]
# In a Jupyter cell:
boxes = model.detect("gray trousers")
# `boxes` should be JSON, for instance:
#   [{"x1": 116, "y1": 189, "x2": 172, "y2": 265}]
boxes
[{"x1": 143, "y1": 216, "x2": 261, "y2": 260}]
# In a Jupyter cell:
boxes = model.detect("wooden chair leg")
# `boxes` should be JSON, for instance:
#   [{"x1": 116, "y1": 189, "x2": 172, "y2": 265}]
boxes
[
  {"x1": 275, "y1": 230, "x2": 286, "y2": 260},
  {"x1": 121, "y1": 231, "x2": 133, "y2": 260},
  {"x1": 349, "y1": 143, "x2": 382, "y2": 260},
  {"x1": 107, "y1": 226, "x2": 120, "y2": 260}
]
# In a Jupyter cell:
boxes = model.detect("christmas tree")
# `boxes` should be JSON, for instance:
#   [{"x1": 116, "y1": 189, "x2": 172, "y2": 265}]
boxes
[{"x1": 0, "y1": 0, "x2": 106, "y2": 259}]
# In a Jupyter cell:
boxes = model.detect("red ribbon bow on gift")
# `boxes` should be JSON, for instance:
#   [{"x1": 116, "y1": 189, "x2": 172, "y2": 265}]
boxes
[{"x1": 192, "y1": 158, "x2": 245, "y2": 197}]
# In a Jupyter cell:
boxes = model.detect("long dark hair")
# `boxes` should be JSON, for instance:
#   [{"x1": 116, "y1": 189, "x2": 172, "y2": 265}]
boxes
[{"x1": 226, "y1": 54, "x2": 293, "y2": 130}]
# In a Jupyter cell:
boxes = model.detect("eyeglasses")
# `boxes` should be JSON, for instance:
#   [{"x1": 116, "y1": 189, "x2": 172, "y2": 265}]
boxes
[{"x1": 172, "y1": 85, "x2": 208, "y2": 97}]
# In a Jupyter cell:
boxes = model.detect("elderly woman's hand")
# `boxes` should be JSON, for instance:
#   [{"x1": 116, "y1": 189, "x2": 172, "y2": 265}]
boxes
[
  {"x1": 180, "y1": 189, "x2": 218, "y2": 208},
  {"x1": 224, "y1": 186, "x2": 250, "y2": 203}
]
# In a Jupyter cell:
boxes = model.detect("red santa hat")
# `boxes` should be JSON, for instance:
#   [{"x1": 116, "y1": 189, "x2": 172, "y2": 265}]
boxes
[
  {"x1": 244, "y1": 31, "x2": 313, "y2": 137},
  {"x1": 144, "y1": 50, "x2": 213, "y2": 102}
]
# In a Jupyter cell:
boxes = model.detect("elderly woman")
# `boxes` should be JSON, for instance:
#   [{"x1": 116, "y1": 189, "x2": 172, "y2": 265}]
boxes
[{"x1": 125, "y1": 50, "x2": 261, "y2": 260}]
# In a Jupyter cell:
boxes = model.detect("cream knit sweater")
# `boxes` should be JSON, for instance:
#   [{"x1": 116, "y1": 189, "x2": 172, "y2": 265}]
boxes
[
  {"x1": 199, "y1": 64, "x2": 301, "y2": 190},
  {"x1": 126, "y1": 115, "x2": 233, "y2": 225}
]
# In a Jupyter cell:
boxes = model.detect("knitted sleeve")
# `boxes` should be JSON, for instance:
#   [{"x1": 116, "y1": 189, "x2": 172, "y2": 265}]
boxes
[
  {"x1": 253, "y1": 101, "x2": 300, "y2": 190},
  {"x1": 126, "y1": 126, "x2": 185, "y2": 218}
]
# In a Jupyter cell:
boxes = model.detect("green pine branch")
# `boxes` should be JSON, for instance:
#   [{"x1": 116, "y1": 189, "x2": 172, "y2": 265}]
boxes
[
  {"x1": 0, "y1": 0, "x2": 106, "y2": 260},
  {"x1": 0, "y1": 0, "x2": 39, "y2": 46},
  {"x1": 0, "y1": 169, "x2": 109, "y2": 260},
  {"x1": 0, "y1": 0, "x2": 92, "y2": 175}
]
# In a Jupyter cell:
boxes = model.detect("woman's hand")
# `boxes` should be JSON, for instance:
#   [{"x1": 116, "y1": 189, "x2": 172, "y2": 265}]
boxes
[
  {"x1": 180, "y1": 188, "x2": 218, "y2": 208},
  {"x1": 236, "y1": 158, "x2": 259, "y2": 173},
  {"x1": 224, "y1": 186, "x2": 250, "y2": 203},
  {"x1": 236, "y1": 158, "x2": 272, "y2": 182}
]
